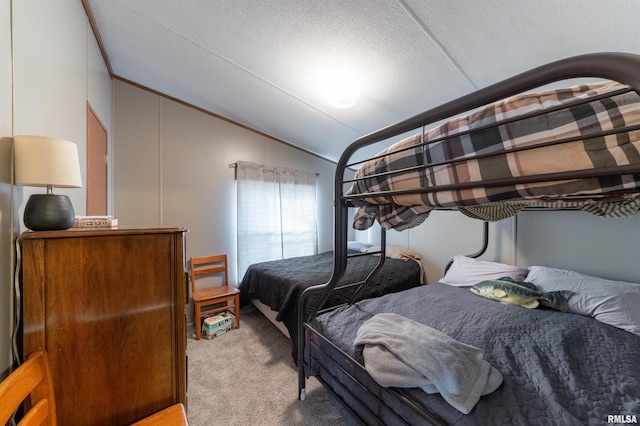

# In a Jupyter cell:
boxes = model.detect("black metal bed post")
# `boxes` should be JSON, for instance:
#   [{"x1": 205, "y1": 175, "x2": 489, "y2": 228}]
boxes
[
  {"x1": 297, "y1": 154, "x2": 352, "y2": 400},
  {"x1": 444, "y1": 221, "x2": 490, "y2": 274},
  {"x1": 297, "y1": 129, "x2": 395, "y2": 399},
  {"x1": 347, "y1": 227, "x2": 387, "y2": 304}
]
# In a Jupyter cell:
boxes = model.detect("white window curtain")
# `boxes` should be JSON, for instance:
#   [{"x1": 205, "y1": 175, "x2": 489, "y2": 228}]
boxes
[{"x1": 236, "y1": 161, "x2": 318, "y2": 280}]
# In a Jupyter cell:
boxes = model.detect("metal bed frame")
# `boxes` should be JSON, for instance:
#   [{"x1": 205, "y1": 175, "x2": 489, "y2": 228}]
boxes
[{"x1": 296, "y1": 52, "x2": 640, "y2": 424}]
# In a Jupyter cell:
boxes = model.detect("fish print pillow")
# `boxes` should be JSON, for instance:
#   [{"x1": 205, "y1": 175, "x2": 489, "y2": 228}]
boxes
[
  {"x1": 469, "y1": 277, "x2": 572, "y2": 312},
  {"x1": 527, "y1": 266, "x2": 640, "y2": 336}
]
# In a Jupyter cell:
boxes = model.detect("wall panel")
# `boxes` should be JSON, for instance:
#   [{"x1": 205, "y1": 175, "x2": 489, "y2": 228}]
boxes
[
  {"x1": 113, "y1": 81, "x2": 337, "y2": 314},
  {"x1": 113, "y1": 81, "x2": 161, "y2": 226}
]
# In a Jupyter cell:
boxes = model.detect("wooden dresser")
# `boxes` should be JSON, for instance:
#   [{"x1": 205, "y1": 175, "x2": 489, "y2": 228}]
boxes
[{"x1": 18, "y1": 227, "x2": 187, "y2": 426}]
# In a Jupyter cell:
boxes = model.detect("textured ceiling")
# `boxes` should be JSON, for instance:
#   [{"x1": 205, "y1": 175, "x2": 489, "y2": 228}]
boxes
[{"x1": 87, "y1": 0, "x2": 640, "y2": 163}]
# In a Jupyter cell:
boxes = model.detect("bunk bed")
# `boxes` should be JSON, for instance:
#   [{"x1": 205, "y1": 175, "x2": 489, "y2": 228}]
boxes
[
  {"x1": 239, "y1": 247, "x2": 423, "y2": 359},
  {"x1": 296, "y1": 52, "x2": 640, "y2": 425}
]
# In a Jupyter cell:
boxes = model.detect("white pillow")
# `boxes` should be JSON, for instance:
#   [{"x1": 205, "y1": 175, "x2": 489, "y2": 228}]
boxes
[
  {"x1": 364, "y1": 245, "x2": 421, "y2": 261},
  {"x1": 440, "y1": 256, "x2": 528, "y2": 287},
  {"x1": 527, "y1": 266, "x2": 640, "y2": 336},
  {"x1": 347, "y1": 241, "x2": 374, "y2": 252}
]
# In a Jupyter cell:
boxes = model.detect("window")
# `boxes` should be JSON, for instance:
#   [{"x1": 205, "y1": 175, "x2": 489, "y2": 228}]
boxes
[{"x1": 235, "y1": 161, "x2": 318, "y2": 280}]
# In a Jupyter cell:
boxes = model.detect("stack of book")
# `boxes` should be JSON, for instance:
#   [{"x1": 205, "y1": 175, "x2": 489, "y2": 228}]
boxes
[{"x1": 73, "y1": 215, "x2": 119, "y2": 228}]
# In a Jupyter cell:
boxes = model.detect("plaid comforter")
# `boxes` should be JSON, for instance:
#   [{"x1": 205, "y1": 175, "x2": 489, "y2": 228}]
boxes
[{"x1": 348, "y1": 82, "x2": 640, "y2": 230}]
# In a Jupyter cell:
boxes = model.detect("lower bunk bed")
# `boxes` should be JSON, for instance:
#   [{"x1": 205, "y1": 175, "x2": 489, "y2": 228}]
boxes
[
  {"x1": 297, "y1": 52, "x2": 640, "y2": 425},
  {"x1": 305, "y1": 278, "x2": 640, "y2": 425},
  {"x1": 238, "y1": 248, "x2": 423, "y2": 359}
]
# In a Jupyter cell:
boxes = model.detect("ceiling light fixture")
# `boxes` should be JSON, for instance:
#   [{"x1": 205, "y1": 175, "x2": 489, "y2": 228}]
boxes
[
  {"x1": 317, "y1": 67, "x2": 361, "y2": 109},
  {"x1": 326, "y1": 86, "x2": 360, "y2": 109}
]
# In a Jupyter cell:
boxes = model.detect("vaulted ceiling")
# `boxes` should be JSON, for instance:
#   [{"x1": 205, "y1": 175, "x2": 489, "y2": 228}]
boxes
[{"x1": 87, "y1": 0, "x2": 640, "y2": 163}]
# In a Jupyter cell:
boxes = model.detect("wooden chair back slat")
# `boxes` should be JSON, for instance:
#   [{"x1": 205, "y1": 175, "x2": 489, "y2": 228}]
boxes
[
  {"x1": 190, "y1": 254, "x2": 229, "y2": 292},
  {"x1": 0, "y1": 351, "x2": 57, "y2": 426}
]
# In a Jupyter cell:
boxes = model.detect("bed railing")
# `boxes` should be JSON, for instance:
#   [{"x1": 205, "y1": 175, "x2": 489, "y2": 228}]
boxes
[{"x1": 297, "y1": 52, "x2": 640, "y2": 400}]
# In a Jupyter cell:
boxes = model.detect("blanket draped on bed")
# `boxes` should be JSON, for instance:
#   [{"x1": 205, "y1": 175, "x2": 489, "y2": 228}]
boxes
[
  {"x1": 348, "y1": 82, "x2": 640, "y2": 231},
  {"x1": 354, "y1": 313, "x2": 503, "y2": 414}
]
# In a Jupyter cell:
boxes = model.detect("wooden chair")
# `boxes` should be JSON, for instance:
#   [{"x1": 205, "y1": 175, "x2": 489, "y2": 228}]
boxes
[
  {"x1": 131, "y1": 403, "x2": 189, "y2": 425},
  {"x1": 191, "y1": 254, "x2": 240, "y2": 340},
  {"x1": 0, "y1": 351, "x2": 56, "y2": 425},
  {"x1": 0, "y1": 351, "x2": 189, "y2": 425}
]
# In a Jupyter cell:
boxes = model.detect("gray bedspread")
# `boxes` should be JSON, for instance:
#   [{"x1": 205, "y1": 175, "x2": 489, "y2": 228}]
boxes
[{"x1": 311, "y1": 283, "x2": 640, "y2": 425}]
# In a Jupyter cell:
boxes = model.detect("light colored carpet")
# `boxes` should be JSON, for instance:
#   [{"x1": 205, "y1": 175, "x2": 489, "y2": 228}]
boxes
[{"x1": 186, "y1": 305, "x2": 344, "y2": 425}]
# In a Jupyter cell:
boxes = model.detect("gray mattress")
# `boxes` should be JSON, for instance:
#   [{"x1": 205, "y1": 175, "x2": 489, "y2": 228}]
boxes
[{"x1": 309, "y1": 283, "x2": 640, "y2": 425}]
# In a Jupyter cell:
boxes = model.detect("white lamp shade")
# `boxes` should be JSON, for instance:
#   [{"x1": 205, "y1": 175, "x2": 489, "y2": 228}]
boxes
[{"x1": 14, "y1": 135, "x2": 83, "y2": 188}]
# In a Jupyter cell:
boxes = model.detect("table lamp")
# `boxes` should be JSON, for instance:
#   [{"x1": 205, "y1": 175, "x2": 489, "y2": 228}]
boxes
[{"x1": 14, "y1": 135, "x2": 83, "y2": 231}]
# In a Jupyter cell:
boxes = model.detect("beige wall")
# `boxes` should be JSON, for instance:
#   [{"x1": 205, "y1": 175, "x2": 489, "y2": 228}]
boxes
[
  {"x1": 0, "y1": 0, "x2": 14, "y2": 379},
  {"x1": 113, "y1": 80, "x2": 337, "y2": 291},
  {"x1": 515, "y1": 210, "x2": 640, "y2": 283},
  {"x1": 0, "y1": 0, "x2": 112, "y2": 378},
  {"x1": 381, "y1": 212, "x2": 515, "y2": 283},
  {"x1": 366, "y1": 207, "x2": 640, "y2": 284}
]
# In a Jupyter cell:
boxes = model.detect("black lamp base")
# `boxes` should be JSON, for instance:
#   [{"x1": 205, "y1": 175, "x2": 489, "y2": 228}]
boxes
[{"x1": 24, "y1": 193, "x2": 76, "y2": 231}]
